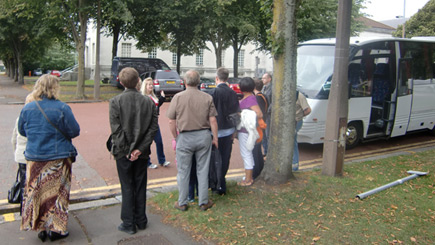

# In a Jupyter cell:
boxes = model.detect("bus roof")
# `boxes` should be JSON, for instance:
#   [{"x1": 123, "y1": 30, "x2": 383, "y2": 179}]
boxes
[{"x1": 300, "y1": 36, "x2": 435, "y2": 46}]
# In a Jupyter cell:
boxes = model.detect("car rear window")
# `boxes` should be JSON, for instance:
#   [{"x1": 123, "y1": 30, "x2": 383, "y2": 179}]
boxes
[{"x1": 156, "y1": 71, "x2": 180, "y2": 79}]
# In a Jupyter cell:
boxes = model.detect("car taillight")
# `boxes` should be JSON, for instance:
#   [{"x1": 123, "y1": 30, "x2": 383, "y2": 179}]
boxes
[
  {"x1": 153, "y1": 79, "x2": 159, "y2": 85},
  {"x1": 181, "y1": 79, "x2": 185, "y2": 86},
  {"x1": 200, "y1": 83, "x2": 205, "y2": 89},
  {"x1": 116, "y1": 76, "x2": 119, "y2": 82}
]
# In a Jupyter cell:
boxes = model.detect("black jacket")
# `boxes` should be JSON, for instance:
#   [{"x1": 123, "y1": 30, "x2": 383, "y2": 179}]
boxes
[
  {"x1": 109, "y1": 89, "x2": 158, "y2": 160},
  {"x1": 209, "y1": 83, "x2": 240, "y2": 130}
]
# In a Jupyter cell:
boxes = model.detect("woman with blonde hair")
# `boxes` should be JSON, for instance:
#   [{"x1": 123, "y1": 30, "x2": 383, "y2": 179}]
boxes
[
  {"x1": 18, "y1": 74, "x2": 80, "y2": 242},
  {"x1": 141, "y1": 77, "x2": 170, "y2": 169}
]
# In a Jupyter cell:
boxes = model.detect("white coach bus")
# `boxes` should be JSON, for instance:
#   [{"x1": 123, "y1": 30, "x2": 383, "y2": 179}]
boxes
[{"x1": 297, "y1": 37, "x2": 435, "y2": 148}]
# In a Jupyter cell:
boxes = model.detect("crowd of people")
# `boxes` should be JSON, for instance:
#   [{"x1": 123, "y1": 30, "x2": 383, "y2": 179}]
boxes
[{"x1": 11, "y1": 67, "x2": 311, "y2": 240}]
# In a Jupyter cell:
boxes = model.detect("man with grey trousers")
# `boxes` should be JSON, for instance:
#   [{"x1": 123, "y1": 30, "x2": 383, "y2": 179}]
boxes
[{"x1": 167, "y1": 70, "x2": 218, "y2": 211}]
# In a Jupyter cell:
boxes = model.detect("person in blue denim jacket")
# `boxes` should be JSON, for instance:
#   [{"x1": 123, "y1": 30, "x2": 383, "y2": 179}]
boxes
[{"x1": 18, "y1": 74, "x2": 80, "y2": 242}]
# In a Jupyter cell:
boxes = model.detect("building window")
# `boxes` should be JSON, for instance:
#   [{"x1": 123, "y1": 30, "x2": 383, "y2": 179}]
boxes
[
  {"x1": 238, "y1": 49, "x2": 245, "y2": 67},
  {"x1": 172, "y1": 53, "x2": 177, "y2": 65},
  {"x1": 148, "y1": 48, "x2": 157, "y2": 58},
  {"x1": 196, "y1": 49, "x2": 204, "y2": 66},
  {"x1": 121, "y1": 43, "x2": 131, "y2": 57}
]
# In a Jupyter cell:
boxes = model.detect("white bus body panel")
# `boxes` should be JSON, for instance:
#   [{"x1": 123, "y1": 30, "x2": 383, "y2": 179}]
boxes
[
  {"x1": 391, "y1": 95, "x2": 412, "y2": 137},
  {"x1": 299, "y1": 97, "x2": 372, "y2": 144},
  {"x1": 407, "y1": 81, "x2": 435, "y2": 132}
]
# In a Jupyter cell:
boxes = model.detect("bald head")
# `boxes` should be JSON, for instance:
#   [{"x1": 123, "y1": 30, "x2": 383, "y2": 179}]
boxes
[{"x1": 185, "y1": 70, "x2": 200, "y2": 87}]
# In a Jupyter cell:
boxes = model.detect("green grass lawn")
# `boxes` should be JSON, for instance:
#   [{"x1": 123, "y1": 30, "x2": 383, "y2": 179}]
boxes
[{"x1": 149, "y1": 150, "x2": 435, "y2": 244}]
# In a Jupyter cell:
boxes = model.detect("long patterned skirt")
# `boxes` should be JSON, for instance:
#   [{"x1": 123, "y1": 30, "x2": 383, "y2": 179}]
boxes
[{"x1": 20, "y1": 158, "x2": 72, "y2": 234}]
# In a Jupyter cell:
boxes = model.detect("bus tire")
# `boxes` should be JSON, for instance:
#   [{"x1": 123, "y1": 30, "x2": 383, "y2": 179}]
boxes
[{"x1": 346, "y1": 122, "x2": 362, "y2": 149}]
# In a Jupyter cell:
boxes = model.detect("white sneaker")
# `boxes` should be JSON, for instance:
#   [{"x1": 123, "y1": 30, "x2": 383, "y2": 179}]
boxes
[
  {"x1": 162, "y1": 161, "x2": 171, "y2": 167},
  {"x1": 148, "y1": 164, "x2": 158, "y2": 169}
]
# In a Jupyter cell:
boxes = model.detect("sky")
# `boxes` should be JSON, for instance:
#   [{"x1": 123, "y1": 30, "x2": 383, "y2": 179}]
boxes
[{"x1": 363, "y1": 0, "x2": 430, "y2": 21}]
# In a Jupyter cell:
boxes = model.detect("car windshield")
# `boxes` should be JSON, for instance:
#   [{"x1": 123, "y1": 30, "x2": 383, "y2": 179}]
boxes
[
  {"x1": 156, "y1": 71, "x2": 179, "y2": 79},
  {"x1": 297, "y1": 45, "x2": 335, "y2": 98},
  {"x1": 201, "y1": 78, "x2": 214, "y2": 83}
]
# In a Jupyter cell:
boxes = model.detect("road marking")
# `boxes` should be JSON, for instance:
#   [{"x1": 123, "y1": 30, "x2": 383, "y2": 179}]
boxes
[{"x1": 3, "y1": 213, "x2": 15, "y2": 222}]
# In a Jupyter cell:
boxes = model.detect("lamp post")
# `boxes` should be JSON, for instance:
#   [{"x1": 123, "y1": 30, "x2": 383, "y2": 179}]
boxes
[{"x1": 396, "y1": 0, "x2": 406, "y2": 38}]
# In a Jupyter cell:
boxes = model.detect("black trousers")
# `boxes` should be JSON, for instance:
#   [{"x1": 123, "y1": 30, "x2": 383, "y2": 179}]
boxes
[
  {"x1": 217, "y1": 135, "x2": 233, "y2": 193},
  {"x1": 18, "y1": 163, "x2": 26, "y2": 215},
  {"x1": 253, "y1": 142, "x2": 264, "y2": 179},
  {"x1": 116, "y1": 156, "x2": 148, "y2": 228}
]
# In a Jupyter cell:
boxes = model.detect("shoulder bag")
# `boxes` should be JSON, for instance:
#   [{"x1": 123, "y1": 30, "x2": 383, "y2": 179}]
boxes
[{"x1": 8, "y1": 170, "x2": 22, "y2": 204}]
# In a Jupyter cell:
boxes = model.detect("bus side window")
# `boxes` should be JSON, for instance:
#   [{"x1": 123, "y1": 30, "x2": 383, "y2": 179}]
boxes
[
  {"x1": 398, "y1": 59, "x2": 412, "y2": 95},
  {"x1": 349, "y1": 60, "x2": 370, "y2": 97}
]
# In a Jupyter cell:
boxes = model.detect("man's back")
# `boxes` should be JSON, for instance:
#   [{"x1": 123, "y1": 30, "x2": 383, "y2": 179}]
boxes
[
  {"x1": 210, "y1": 83, "x2": 240, "y2": 130},
  {"x1": 110, "y1": 89, "x2": 158, "y2": 159},
  {"x1": 168, "y1": 88, "x2": 215, "y2": 132}
]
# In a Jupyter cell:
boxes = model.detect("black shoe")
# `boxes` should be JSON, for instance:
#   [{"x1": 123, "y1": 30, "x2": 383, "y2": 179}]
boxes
[
  {"x1": 136, "y1": 222, "x2": 147, "y2": 230},
  {"x1": 38, "y1": 231, "x2": 47, "y2": 242},
  {"x1": 118, "y1": 223, "x2": 137, "y2": 234},
  {"x1": 48, "y1": 231, "x2": 69, "y2": 242}
]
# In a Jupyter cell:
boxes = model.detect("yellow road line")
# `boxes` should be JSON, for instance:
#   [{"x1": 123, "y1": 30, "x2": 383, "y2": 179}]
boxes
[{"x1": 3, "y1": 213, "x2": 15, "y2": 222}]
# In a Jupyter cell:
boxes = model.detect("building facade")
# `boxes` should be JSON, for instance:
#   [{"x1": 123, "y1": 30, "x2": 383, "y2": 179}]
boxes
[{"x1": 85, "y1": 24, "x2": 273, "y2": 80}]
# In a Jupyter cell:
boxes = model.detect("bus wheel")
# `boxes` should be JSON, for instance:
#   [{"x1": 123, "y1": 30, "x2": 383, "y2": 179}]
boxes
[{"x1": 346, "y1": 122, "x2": 362, "y2": 149}]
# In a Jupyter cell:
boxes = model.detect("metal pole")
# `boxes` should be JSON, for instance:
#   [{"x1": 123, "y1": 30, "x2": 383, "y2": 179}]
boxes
[
  {"x1": 402, "y1": 0, "x2": 406, "y2": 38},
  {"x1": 356, "y1": 170, "x2": 427, "y2": 199},
  {"x1": 322, "y1": 0, "x2": 352, "y2": 176}
]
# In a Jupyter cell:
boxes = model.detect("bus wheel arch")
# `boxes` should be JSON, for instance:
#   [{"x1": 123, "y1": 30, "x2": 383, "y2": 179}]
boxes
[{"x1": 346, "y1": 121, "x2": 363, "y2": 149}]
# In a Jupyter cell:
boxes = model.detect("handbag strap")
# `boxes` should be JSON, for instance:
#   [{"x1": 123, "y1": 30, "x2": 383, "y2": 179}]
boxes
[{"x1": 34, "y1": 100, "x2": 71, "y2": 141}]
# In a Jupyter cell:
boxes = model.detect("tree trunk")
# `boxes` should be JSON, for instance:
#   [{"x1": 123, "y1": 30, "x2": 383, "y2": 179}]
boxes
[
  {"x1": 94, "y1": 0, "x2": 101, "y2": 100},
  {"x1": 75, "y1": 7, "x2": 88, "y2": 100},
  {"x1": 261, "y1": 0, "x2": 298, "y2": 185},
  {"x1": 176, "y1": 43, "x2": 182, "y2": 74},
  {"x1": 112, "y1": 24, "x2": 121, "y2": 61},
  {"x1": 12, "y1": 40, "x2": 24, "y2": 84},
  {"x1": 232, "y1": 40, "x2": 238, "y2": 77}
]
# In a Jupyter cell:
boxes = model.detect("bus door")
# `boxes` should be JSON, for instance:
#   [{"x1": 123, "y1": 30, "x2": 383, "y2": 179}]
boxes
[
  {"x1": 366, "y1": 42, "x2": 397, "y2": 136},
  {"x1": 390, "y1": 59, "x2": 413, "y2": 137}
]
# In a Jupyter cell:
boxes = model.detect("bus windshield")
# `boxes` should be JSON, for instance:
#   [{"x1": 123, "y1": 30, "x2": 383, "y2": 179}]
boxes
[{"x1": 297, "y1": 45, "x2": 335, "y2": 98}]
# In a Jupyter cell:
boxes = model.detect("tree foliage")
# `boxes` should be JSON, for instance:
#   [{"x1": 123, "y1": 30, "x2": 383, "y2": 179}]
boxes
[
  {"x1": 47, "y1": 0, "x2": 94, "y2": 99},
  {"x1": 100, "y1": 0, "x2": 133, "y2": 61},
  {"x1": 0, "y1": 0, "x2": 61, "y2": 83},
  {"x1": 393, "y1": 0, "x2": 435, "y2": 38},
  {"x1": 257, "y1": 0, "x2": 366, "y2": 51}
]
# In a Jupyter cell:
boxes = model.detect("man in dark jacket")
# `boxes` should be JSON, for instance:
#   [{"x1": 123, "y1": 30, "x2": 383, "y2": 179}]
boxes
[
  {"x1": 209, "y1": 67, "x2": 240, "y2": 195},
  {"x1": 109, "y1": 67, "x2": 158, "y2": 234}
]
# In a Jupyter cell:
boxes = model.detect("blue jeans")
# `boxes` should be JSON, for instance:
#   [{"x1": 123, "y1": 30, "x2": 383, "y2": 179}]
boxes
[
  {"x1": 148, "y1": 126, "x2": 166, "y2": 166},
  {"x1": 293, "y1": 120, "x2": 303, "y2": 164}
]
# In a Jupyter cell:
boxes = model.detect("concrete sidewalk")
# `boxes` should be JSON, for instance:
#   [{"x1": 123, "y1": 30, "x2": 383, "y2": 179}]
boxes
[{"x1": 0, "y1": 192, "x2": 210, "y2": 245}]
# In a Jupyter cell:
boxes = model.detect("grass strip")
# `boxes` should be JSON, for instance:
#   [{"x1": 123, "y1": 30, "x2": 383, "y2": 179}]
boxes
[{"x1": 149, "y1": 150, "x2": 435, "y2": 244}]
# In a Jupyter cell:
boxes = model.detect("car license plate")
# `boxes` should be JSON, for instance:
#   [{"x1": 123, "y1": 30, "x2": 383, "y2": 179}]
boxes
[
  {"x1": 209, "y1": 85, "x2": 216, "y2": 88},
  {"x1": 166, "y1": 81, "x2": 175, "y2": 84}
]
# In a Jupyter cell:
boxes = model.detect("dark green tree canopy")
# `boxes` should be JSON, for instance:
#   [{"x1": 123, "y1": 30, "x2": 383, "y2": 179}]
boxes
[{"x1": 394, "y1": 0, "x2": 435, "y2": 38}]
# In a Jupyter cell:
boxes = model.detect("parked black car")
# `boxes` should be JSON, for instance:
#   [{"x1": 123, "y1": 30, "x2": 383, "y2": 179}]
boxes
[{"x1": 110, "y1": 57, "x2": 170, "y2": 88}]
